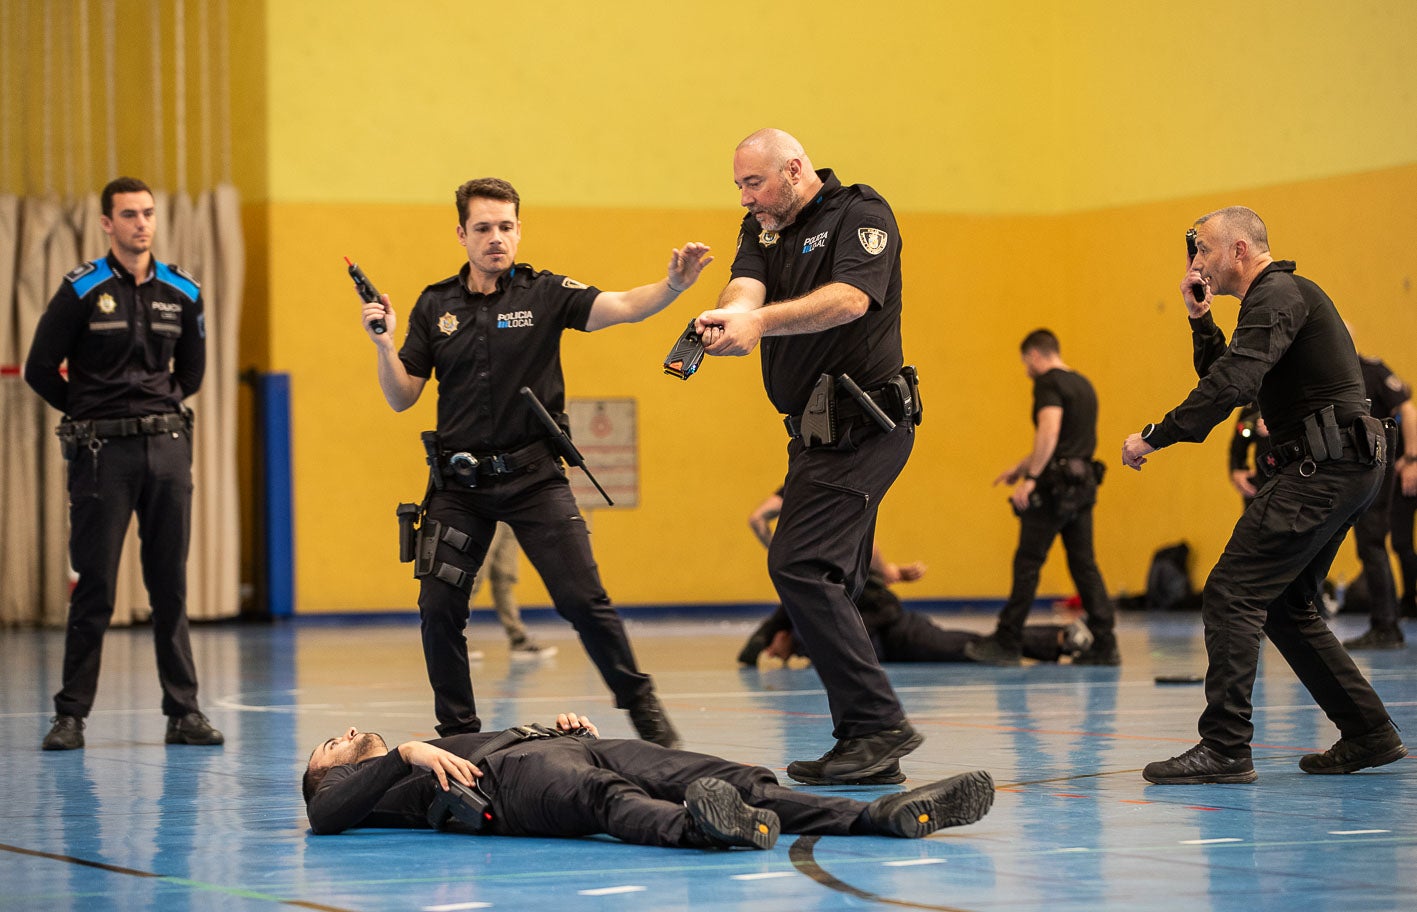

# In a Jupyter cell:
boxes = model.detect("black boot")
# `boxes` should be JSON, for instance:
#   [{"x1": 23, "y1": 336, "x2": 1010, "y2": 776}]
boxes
[
  {"x1": 865, "y1": 770, "x2": 996, "y2": 838},
  {"x1": 628, "y1": 692, "x2": 680, "y2": 749},
  {"x1": 683, "y1": 778, "x2": 779, "y2": 849},
  {"x1": 42, "y1": 715, "x2": 85, "y2": 751}
]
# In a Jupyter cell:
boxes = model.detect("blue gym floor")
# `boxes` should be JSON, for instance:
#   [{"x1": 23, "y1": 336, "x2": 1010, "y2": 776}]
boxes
[{"x1": 1, "y1": 611, "x2": 1413, "y2": 912}]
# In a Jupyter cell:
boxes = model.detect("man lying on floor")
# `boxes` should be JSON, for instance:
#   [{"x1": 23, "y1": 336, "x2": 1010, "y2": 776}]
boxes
[{"x1": 303, "y1": 712, "x2": 994, "y2": 849}]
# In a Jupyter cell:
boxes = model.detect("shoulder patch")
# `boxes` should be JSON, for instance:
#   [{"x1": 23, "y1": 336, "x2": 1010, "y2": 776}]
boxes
[
  {"x1": 154, "y1": 261, "x2": 200, "y2": 302},
  {"x1": 1385, "y1": 373, "x2": 1407, "y2": 393},
  {"x1": 857, "y1": 227, "x2": 889, "y2": 255},
  {"x1": 67, "y1": 259, "x2": 113, "y2": 297},
  {"x1": 561, "y1": 277, "x2": 588, "y2": 290}
]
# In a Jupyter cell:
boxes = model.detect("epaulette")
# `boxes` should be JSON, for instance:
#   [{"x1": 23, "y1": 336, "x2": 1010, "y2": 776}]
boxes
[
  {"x1": 66, "y1": 259, "x2": 113, "y2": 298},
  {"x1": 154, "y1": 261, "x2": 200, "y2": 302}
]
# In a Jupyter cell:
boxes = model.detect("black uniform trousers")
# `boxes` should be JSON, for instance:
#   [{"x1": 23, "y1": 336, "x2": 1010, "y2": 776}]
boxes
[
  {"x1": 419, "y1": 457, "x2": 652, "y2": 735},
  {"x1": 1391, "y1": 486, "x2": 1417, "y2": 605},
  {"x1": 1199, "y1": 459, "x2": 1393, "y2": 758},
  {"x1": 994, "y1": 488, "x2": 1114, "y2": 651},
  {"x1": 479, "y1": 737, "x2": 865, "y2": 847},
  {"x1": 768, "y1": 421, "x2": 913, "y2": 741},
  {"x1": 57, "y1": 431, "x2": 199, "y2": 719},
  {"x1": 880, "y1": 612, "x2": 1066, "y2": 663},
  {"x1": 1352, "y1": 462, "x2": 1401, "y2": 632}
]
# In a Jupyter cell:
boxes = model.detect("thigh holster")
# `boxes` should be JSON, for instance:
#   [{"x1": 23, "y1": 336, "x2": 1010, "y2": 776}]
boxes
[{"x1": 415, "y1": 519, "x2": 478, "y2": 592}]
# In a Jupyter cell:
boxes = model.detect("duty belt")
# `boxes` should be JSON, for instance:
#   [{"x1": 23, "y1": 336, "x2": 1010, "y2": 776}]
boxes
[
  {"x1": 784, "y1": 384, "x2": 900, "y2": 439},
  {"x1": 441, "y1": 438, "x2": 555, "y2": 479},
  {"x1": 59, "y1": 411, "x2": 187, "y2": 439},
  {"x1": 1264, "y1": 430, "x2": 1361, "y2": 476}
]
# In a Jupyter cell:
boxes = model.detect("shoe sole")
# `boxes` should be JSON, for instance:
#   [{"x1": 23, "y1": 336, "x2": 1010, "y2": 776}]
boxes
[
  {"x1": 685, "y1": 779, "x2": 779, "y2": 849},
  {"x1": 166, "y1": 734, "x2": 225, "y2": 745},
  {"x1": 888, "y1": 770, "x2": 996, "y2": 837},
  {"x1": 1301, "y1": 743, "x2": 1408, "y2": 775},
  {"x1": 1142, "y1": 768, "x2": 1258, "y2": 784}
]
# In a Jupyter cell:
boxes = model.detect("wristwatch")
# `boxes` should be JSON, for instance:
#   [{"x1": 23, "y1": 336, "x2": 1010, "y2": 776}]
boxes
[{"x1": 1141, "y1": 423, "x2": 1158, "y2": 442}]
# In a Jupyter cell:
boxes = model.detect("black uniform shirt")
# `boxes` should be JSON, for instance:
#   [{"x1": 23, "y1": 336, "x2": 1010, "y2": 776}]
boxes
[
  {"x1": 24, "y1": 253, "x2": 205, "y2": 420},
  {"x1": 1032, "y1": 368, "x2": 1099, "y2": 460},
  {"x1": 399, "y1": 263, "x2": 600, "y2": 452},
  {"x1": 307, "y1": 733, "x2": 498, "y2": 835},
  {"x1": 1146, "y1": 261, "x2": 1365, "y2": 449},
  {"x1": 1359, "y1": 357, "x2": 1411, "y2": 422},
  {"x1": 728, "y1": 169, "x2": 905, "y2": 417}
]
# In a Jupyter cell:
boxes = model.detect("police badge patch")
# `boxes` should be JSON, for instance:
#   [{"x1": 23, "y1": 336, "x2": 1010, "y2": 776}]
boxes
[
  {"x1": 438, "y1": 312, "x2": 460, "y2": 336},
  {"x1": 858, "y1": 227, "x2": 888, "y2": 255},
  {"x1": 562, "y1": 277, "x2": 588, "y2": 289},
  {"x1": 97, "y1": 293, "x2": 117, "y2": 314},
  {"x1": 758, "y1": 229, "x2": 780, "y2": 248}
]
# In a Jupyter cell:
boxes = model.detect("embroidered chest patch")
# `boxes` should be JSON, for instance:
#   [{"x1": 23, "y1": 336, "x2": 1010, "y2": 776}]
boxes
[{"x1": 438, "y1": 311, "x2": 460, "y2": 336}]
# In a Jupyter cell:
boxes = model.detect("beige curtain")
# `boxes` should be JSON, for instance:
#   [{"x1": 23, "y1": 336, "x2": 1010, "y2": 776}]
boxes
[{"x1": 0, "y1": 187, "x2": 243, "y2": 627}]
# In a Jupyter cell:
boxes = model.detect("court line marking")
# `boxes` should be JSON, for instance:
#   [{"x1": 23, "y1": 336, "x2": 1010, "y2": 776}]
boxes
[
  {"x1": 577, "y1": 885, "x2": 646, "y2": 896},
  {"x1": 1329, "y1": 829, "x2": 1390, "y2": 835},
  {"x1": 423, "y1": 903, "x2": 492, "y2": 911},
  {"x1": 731, "y1": 870, "x2": 798, "y2": 880},
  {"x1": 1180, "y1": 838, "x2": 1244, "y2": 845},
  {"x1": 883, "y1": 858, "x2": 947, "y2": 867},
  {"x1": 0, "y1": 841, "x2": 356, "y2": 912}
]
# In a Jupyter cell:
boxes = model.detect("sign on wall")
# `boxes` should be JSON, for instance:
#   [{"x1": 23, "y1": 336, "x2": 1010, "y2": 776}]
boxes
[{"x1": 565, "y1": 398, "x2": 638, "y2": 510}]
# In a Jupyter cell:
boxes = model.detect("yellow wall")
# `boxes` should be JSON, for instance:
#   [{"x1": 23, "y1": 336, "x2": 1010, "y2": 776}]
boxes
[{"x1": 245, "y1": 1, "x2": 1417, "y2": 612}]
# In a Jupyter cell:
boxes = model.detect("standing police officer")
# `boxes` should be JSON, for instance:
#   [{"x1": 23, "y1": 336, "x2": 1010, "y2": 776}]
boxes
[
  {"x1": 25, "y1": 176, "x2": 222, "y2": 751},
  {"x1": 695, "y1": 129, "x2": 923, "y2": 785},
  {"x1": 968, "y1": 329, "x2": 1118, "y2": 666},
  {"x1": 1122, "y1": 207, "x2": 1405, "y2": 783},
  {"x1": 362, "y1": 178, "x2": 710, "y2": 746},
  {"x1": 1342, "y1": 341, "x2": 1417, "y2": 650}
]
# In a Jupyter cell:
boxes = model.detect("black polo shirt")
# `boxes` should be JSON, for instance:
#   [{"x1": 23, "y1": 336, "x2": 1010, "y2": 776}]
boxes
[
  {"x1": 729, "y1": 169, "x2": 905, "y2": 417},
  {"x1": 1033, "y1": 368, "x2": 1099, "y2": 460},
  {"x1": 399, "y1": 262, "x2": 600, "y2": 452},
  {"x1": 1359, "y1": 356, "x2": 1410, "y2": 422},
  {"x1": 1145, "y1": 261, "x2": 1366, "y2": 448},
  {"x1": 24, "y1": 252, "x2": 205, "y2": 420}
]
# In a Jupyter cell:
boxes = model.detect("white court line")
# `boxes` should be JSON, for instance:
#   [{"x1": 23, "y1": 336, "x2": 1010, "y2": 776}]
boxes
[
  {"x1": 1056, "y1": 847, "x2": 1091, "y2": 853},
  {"x1": 578, "y1": 886, "x2": 646, "y2": 896},
  {"x1": 731, "y1": 871, "x2": 797, "y2": 880},
  {"x1": 1180, "y1": 837, "x2": 1243, "y2": 845},
  {"x1": 423, "y1": 903, "x2": 491, "y2": 911},
  {"x1": 883, "y1": 858, "x2": 947, "y2": 867},
  {"x1": 1330, "y1": 829, "x2": 1390, "y2": 835}
]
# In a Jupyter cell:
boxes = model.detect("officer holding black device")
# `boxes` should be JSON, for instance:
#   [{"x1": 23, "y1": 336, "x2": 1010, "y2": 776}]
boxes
[
  {"x1": 1122, "y1": 206, "x2": 1405, "y2": 784},
  {"x1": 694, "y1": 129, "x2": 922, "y2": 785},
  {"x1": 359, "y1": 177, "x2": 711, "y2": 745}
]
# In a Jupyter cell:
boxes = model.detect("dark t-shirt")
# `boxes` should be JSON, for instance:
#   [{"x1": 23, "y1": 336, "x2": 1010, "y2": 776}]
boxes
[
  {"x1": 1146, "y1": 261, "x2": 1366, "y2": 449},
  {"x1": 1032, "y1": 368, "x2": 1099, "y2": 460},
  {"x1": 398, "y1": 263, "x2": 600, "y2": 452},
  {"x1": 728, "y1": 169, "x2": 905, "y2": 416}
]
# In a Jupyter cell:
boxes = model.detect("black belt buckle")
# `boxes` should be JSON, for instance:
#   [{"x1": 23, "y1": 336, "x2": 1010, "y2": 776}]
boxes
[{"x1": 487, "y1": 453, "x2": 510, "y2": 475}]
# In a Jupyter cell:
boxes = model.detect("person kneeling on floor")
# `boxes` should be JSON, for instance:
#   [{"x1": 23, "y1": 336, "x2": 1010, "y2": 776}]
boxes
[{"x1": 303, "y1": 713, "x2": 995, "y2": 848}]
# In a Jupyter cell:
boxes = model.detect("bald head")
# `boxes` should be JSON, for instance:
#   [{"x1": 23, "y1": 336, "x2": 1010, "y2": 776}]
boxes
[
  {"x1": 737, "y1": 129, "x2": 813, "y2": 172},
  {"x1": 1196, "y1": 206, "x2": 1270, "y2": 255},
  {"x1": 733, "y1": 128, "x2": 822, "y2": 232}
]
